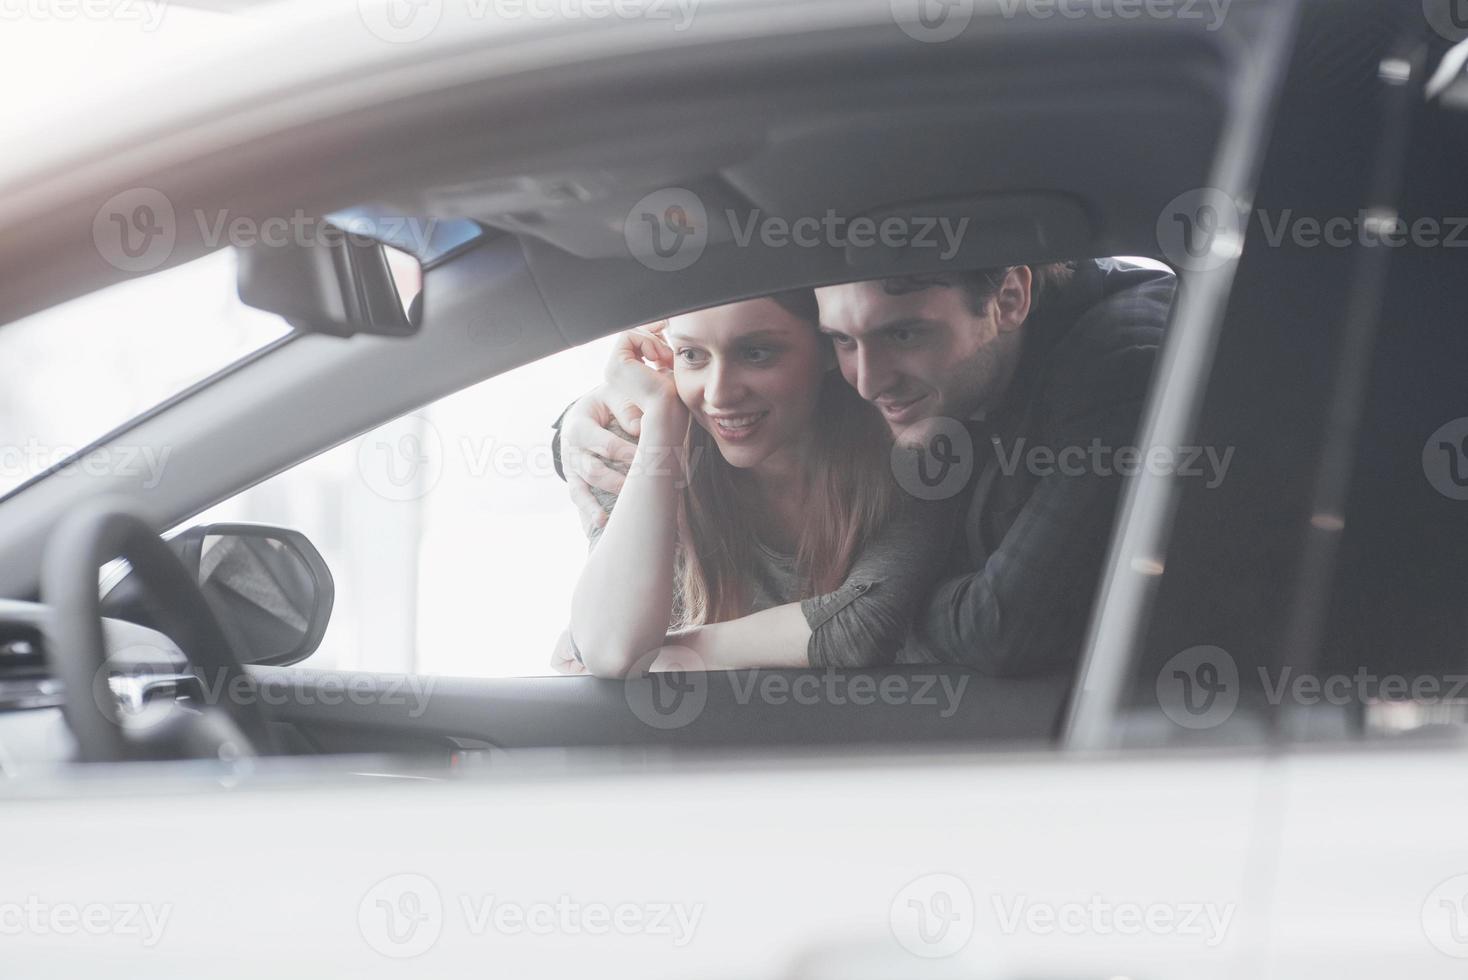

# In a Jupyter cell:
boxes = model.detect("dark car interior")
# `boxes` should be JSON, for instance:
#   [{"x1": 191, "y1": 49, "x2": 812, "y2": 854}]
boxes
[{"x1": 1121, "y1": 0, "x2": 1468, "y2": 744}]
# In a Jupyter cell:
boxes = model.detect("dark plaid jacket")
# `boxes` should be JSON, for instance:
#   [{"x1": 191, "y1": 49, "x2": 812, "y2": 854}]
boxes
[{"x1": 902, "y1": 258, "x2": 1175, "y2": 675}]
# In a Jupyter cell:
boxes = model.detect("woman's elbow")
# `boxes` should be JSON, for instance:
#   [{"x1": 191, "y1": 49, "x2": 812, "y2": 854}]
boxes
[
  {"x1": 850, "y1": 617, "x2": 908, "y2": 668},
  {"x1": 824, "y1": 628, "x2": 903, "y2": 669},
  {"x1": 574, "y1": 636, "x2": 650, "y2": 679}
]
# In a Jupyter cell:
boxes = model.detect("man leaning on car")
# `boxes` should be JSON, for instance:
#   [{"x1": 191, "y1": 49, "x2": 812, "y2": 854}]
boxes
[{"x1": 554, "y1": 258, "x2": 1176, "y2": 676}]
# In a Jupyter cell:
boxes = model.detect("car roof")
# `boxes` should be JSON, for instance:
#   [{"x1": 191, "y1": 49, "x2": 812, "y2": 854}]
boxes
[{"x1": 0, "y1": 0, "x2": 1247, "y2": 332}]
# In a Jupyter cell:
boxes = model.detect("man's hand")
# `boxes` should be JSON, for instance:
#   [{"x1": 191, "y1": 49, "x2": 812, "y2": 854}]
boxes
[{"x1": 561, "y1": 386, "x2": 638, "y2": 535}]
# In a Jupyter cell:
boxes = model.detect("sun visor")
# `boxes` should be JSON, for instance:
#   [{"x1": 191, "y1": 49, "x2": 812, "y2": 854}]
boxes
[{"x1": 842, "y1": 194, "x2": 1094, "y2": 275}]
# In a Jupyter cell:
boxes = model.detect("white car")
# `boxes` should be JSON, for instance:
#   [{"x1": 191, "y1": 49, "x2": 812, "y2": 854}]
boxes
[{"x1": 2, "y1": 0, "x2": 1468, "y2": 976}]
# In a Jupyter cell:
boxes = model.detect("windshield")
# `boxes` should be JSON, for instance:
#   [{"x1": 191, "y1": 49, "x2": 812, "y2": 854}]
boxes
[{"x1": 0, "y1": 249, "x2": 291, "y2": 499}]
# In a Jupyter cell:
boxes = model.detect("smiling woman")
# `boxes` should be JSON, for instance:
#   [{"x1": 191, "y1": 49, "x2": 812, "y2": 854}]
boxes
[{"x1": 0, "y1": 250, "x2": 291, "y2": 498}]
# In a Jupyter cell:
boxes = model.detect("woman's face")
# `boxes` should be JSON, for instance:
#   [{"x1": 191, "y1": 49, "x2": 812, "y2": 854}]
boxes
[{"x1": 665, "y1": 297, "x2": 827, "y2": 471}]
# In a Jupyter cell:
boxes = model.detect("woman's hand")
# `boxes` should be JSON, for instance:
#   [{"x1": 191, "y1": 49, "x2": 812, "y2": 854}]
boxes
[
  {"x1": 549, "y1": 629, "x2": 588, "y2": 675},
  {"x1": 605, "y1": 327, "x2": 684, "y2": 427}
]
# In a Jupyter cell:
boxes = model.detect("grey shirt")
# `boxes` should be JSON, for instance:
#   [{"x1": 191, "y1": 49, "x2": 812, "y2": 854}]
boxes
[{"x1": 585, "y1": 476, "x2": 952, "y2": 669}]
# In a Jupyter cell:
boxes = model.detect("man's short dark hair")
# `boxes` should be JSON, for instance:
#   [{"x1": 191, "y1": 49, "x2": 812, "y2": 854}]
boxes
[{"x1": 878, "y1": 263, "x2": 1076, "y2": 315}]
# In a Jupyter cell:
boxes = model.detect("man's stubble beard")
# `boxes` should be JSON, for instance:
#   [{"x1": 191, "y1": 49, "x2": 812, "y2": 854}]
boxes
[{"x1": 947, "y1": 328, "x2": 1024, "y2": 420}]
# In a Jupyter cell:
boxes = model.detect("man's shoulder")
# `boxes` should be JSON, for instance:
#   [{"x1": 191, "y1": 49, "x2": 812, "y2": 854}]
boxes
[
  {"x1": 1034, "y1": 260, "x2": 1176, "y2": 424},
  {"x1": 1062, "y1": 258, "x2": 1175, "y2": 353}
]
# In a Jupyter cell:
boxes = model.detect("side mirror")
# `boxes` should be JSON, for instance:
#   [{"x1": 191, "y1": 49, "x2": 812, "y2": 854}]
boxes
[
  {"x1": 100, "y1": 524, "x2": 334, "y2": 667},
  {"x1": 236, "y1": 221, "x2": 424, "y2": 337}
]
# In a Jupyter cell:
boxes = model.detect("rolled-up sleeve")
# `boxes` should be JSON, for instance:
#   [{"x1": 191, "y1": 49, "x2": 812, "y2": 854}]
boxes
[{"x1": 799, "y1": 498, "x2": 957, "y2": 668}]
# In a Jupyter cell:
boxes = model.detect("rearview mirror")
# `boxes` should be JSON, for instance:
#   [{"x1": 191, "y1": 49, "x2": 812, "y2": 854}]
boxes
[
  {"x1": 100, "y1": 524, "x2": 334, "y2": 667},
  {"x1": 236, "y1": 221, "x2": 424, "y2": 337}
]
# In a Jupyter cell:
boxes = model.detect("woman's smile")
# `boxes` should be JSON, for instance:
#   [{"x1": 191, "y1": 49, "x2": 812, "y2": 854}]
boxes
[{"x1": 705, "y1": 410, "x2": 770, "y2": 443}]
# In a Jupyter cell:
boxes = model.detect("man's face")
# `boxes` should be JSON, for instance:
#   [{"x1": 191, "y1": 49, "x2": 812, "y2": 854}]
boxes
[{"x1": 815, "y1": 269, "x2": 1032, "y2": 431}]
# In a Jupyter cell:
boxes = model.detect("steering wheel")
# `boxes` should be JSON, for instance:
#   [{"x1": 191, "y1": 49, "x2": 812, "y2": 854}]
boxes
[{"x1": 40, "y1": 499, "x2": 280, "y2": 763}]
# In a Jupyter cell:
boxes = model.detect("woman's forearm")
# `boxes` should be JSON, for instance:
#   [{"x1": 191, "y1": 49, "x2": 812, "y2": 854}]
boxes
[
  {"x1": 663, "y1": 602, "x2": 812, "y2": 670},
  {"x1": 570, "y1": 402, "x2": 688, "y2": 677}
]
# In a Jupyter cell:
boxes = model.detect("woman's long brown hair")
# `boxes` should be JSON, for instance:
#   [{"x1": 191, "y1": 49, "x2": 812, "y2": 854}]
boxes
[{"x1": 670, "y1": 295, "x2": 895, "y2": 627}]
